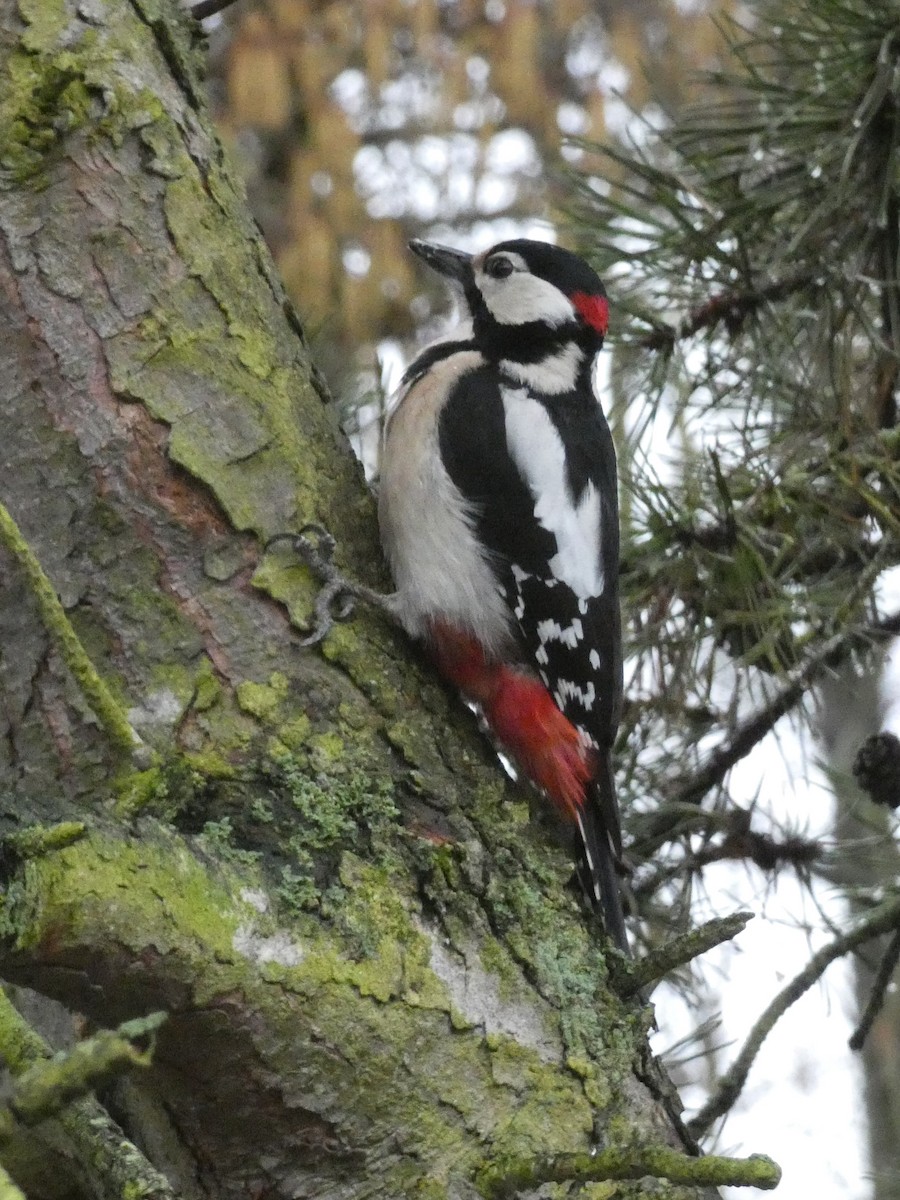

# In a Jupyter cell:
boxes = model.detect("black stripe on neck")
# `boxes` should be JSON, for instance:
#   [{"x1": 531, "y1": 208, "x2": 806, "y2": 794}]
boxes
[{"x1": 401, "y1": 338, "x2": 478, "y2": 388}]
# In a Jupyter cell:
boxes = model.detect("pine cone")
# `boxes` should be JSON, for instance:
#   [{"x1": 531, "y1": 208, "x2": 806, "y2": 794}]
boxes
[{"x1": 853, "y1": 732, "x2": 900, "y2": 809}]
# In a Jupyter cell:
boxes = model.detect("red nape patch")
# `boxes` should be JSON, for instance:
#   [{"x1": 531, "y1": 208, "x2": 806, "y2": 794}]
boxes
[{"x1": 572, "y1": 291, "x2": 609, "y2": 336}]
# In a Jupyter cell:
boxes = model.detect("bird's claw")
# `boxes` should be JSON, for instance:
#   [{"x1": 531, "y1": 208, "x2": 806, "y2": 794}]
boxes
[
  {"x1": 295, "y1": 522, "x2": 337, "y2": 565},
  {"x1": 264, "y1": 524, "x2": 361, "y2": 645},
  {"x1": 301, "y1": 579, "x2": 358, "y2": 646},
  {"x1": 266, "y1": 523, "x2": 335, "y2": 568}
]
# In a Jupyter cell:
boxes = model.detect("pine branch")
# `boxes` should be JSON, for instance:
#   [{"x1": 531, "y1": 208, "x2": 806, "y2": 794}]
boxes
[
  {"x1": 634, "y1": 818, "x2": 821, "y2": 899},
  {"x1": 638, "y1": 271, "x2": 816, "y2": 352}
]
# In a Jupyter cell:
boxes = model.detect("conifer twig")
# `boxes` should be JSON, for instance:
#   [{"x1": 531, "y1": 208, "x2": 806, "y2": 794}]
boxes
[{"x1": 640, "y1": 272, "x2": 815, "y2": 351}]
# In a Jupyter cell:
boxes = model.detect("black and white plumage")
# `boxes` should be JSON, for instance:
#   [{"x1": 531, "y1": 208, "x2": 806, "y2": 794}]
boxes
[{"x1": 378, "y1": 238, "x2": 627, "y2": 951}]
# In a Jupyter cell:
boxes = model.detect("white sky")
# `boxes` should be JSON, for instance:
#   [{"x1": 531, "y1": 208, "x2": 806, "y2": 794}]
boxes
[{"x1": 653, "y1": 718, "x2": 870, "y2": 1200}]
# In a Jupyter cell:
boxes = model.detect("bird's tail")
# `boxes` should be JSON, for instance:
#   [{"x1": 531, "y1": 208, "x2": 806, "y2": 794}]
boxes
[
  {"x1": 576, "y1": 760, "x2": 630, "y2": 955},
  {"x1": 489, "y1": 672, "x2": 628, "y2": 950},
  {"x1": 427, "y1": 620, "x2": 628, "y2": 951},
  {"x1": 486, "y1": 668, "x2": 629, "y2": 953}
]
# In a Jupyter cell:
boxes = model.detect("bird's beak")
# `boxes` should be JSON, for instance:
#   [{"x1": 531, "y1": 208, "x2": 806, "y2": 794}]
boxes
[{"x1": 409, "y1": 239, "x2": 472, "y2": 283}]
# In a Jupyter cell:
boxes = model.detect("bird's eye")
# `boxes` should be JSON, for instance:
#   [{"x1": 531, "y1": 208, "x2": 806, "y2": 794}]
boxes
[{"x1": 485, "y1": 256, "x2": 514, "y2": 279}]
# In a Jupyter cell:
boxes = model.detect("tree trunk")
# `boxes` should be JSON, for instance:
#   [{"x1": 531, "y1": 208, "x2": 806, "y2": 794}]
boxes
[
  {"x1": 0, "y1": 0, "x2": 725, "y2": 1196},
  {"x1": 819, "y1": 664, "x2": 900, "y2": 1200}
]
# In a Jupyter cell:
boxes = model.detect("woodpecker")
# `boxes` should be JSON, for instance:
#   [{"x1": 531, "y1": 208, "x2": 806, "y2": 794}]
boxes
[{"x1": 378, "y1": 237, "x2": 628, "y2": 951}]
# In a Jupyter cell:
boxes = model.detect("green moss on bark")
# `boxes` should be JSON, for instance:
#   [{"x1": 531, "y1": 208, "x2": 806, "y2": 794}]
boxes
[
  {"x1": 0, "y1": 825, "x2": 623, "y2": 1193},
  {"x1": 0, "y1": 502, "x2": 141, "y2": 756}
]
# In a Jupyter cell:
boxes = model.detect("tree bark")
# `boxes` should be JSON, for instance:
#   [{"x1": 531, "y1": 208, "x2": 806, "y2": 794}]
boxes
[
  {"x1": 0, "y1": 0, "x2": 726, "y2": 1196},
  {"x1": 819, "y1": 664, "x2": 900, "y2": 1200}
]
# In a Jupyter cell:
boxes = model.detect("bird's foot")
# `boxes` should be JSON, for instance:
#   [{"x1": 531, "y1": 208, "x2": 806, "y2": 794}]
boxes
[{"x1": 266, "y1": 524, "x2": 394, "y2": 646}]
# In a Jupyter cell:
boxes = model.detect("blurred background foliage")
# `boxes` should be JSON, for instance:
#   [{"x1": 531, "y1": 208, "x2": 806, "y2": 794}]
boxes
[
  {"x1": 205, "y1": 0, "x2": 734, "y2": 390},
  {"x1": 570, "y1": 0, "x2": 900, "y2": 877}
]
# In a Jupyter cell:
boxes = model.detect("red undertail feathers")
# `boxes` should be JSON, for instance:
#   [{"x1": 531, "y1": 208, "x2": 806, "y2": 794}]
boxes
[{"x1": 427, "y1": 620, "x2": 593, "y2": 821}]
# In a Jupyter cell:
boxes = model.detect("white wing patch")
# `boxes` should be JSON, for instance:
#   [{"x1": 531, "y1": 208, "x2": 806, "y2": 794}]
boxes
[
  {"x1": 555, "y1": 678, "x2": 596, "y2": 712},
  {"x1": 537, "y1": 617, "x2": 584, "y2": 650},
  {"x1": 502, "y1": 388, "x2": 605, "y2": 599}
]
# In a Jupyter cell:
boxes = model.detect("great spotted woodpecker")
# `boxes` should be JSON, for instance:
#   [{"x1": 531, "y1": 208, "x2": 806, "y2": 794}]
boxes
[{"x1": 378, "y1": 238, "x2": 628, "y2": 951}]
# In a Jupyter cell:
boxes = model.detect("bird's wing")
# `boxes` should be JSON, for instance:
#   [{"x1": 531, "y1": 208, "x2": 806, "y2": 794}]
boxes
[
  {"x1": 439, "y1": 365, "x2": 627, "y2": 944},
  {"x1": 438, "y1": 367, "x2": 622, "y2": 754}
]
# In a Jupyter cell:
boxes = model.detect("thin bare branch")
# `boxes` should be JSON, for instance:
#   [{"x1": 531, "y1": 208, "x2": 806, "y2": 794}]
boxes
[
  {"x1": 688, "y1": 893, "x2": 900, "y2": 1137},
  {"x1": 670, "y1": 606, "x2": 900, "y2": 809},
  {"x1": 616, "y1": 911, "x2": 754, "y2": 997},
  {"x1": 849, "y1": 928, "x2": 900, "y2": 1051}
]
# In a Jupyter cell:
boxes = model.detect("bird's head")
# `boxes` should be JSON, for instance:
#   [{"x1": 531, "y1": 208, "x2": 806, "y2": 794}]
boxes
[{"x1": 409, "y1": 238, "x2": 608, "y2": 358}]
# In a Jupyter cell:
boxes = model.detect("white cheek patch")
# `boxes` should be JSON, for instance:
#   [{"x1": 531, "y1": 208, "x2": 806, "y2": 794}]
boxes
[
  {"x1": 476, "y1": 266, "x2": 577, "y2": 327},
  {"x1": 502, "y1": 388, "x2": 605, "y2": 598}
]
